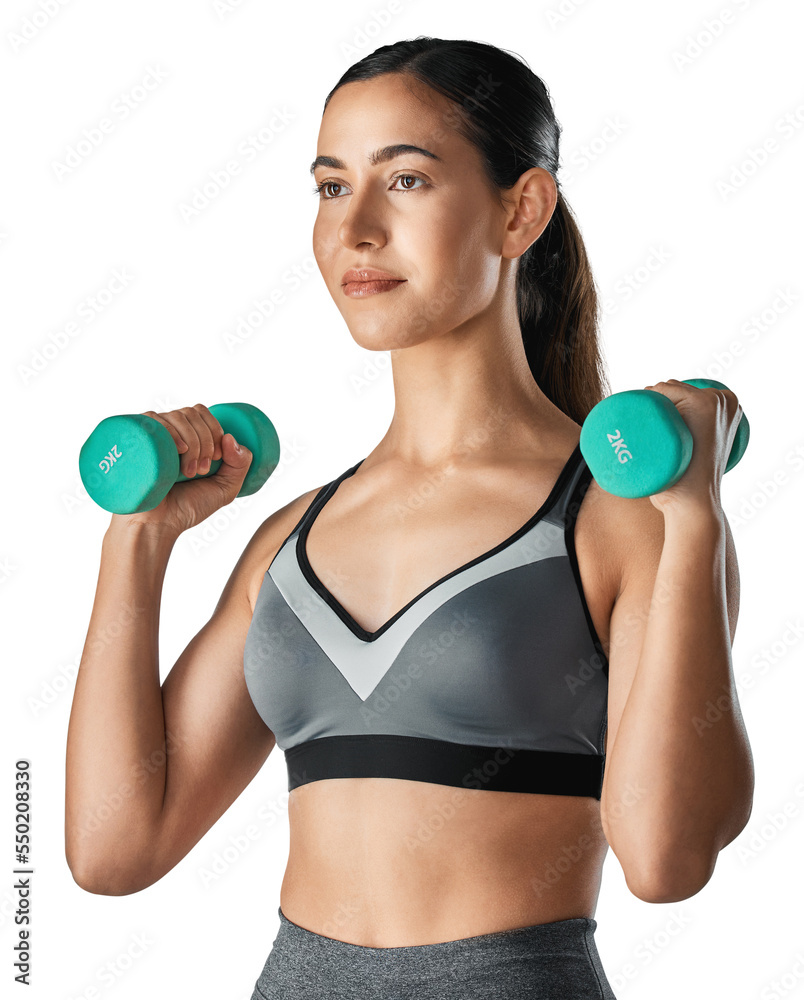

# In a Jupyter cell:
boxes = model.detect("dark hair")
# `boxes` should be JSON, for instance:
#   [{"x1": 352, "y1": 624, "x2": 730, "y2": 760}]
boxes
[{"x1": 322, "y1": 37, "x2": 610, "y2": 425}]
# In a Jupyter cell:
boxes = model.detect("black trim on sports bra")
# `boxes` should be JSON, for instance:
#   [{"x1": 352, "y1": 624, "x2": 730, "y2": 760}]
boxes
[
  {"x1": 296, "y1": 444, "x2": 585, "y2": 643},
  {"x1": 284, "y1": 733, "x2": 605, "y2": 797},
  {"x1": 565, "y1": 459, "x2": 611, "y2": 682},
  {"x1": 264, "y1": 482, "x2": 333, "y2": 578}
]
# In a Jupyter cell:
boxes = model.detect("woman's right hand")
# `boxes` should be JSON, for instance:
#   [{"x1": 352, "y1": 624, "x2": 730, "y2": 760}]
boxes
[{"x1": 109, "y1": 403, "x2": 253, "y2": 537}]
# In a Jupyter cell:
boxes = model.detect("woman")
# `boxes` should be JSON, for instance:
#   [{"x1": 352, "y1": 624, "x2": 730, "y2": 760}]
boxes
[{"x1": 66, "y1": 37, "x2": 752, "y2": 1000}]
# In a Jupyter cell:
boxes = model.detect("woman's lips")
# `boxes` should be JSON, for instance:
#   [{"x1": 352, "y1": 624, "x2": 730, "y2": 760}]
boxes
[{"x1": 342, "y1": 279, "x2": 407, "y2": 297}]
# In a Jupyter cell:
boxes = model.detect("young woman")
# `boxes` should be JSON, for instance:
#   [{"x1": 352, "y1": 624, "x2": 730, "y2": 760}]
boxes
[{"x1": 66, "y1": 37, "x2": 753, "y2": 1000}]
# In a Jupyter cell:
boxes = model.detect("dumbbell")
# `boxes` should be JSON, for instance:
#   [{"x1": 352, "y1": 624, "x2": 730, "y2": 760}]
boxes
[
  {"x1": 579, "y1": 378, "x2": 749, "y2": 499},
  {"x1": 79, "y1": 402, "x2": 280, "y2": 514}
]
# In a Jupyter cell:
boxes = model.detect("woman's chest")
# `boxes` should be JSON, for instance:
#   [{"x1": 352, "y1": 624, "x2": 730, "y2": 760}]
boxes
[
  {"x1": 245, "y1": 454, "x2": 619, "y2": 782},
  {"x1": 303, "y1": 467, "x2": 617, "y2": 656}
]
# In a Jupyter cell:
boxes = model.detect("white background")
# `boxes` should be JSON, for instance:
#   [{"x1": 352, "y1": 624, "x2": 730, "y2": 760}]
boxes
[{"x1": 3, "y1": 0, "x2": 803, "y2": 997}]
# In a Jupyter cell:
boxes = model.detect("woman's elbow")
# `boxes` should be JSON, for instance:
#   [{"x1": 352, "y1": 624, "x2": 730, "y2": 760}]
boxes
[
  {"x1": 66, "y1": 851, "x2": 154, "y2": 896},
  {"x1": 627, "y1": 853, "x2": 715, "y2": 904}
]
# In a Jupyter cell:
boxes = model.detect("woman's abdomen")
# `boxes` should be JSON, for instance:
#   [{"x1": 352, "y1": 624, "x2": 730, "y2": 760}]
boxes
[{"x1": 279, "y1": 776, "x2": 609, "y2": 947}]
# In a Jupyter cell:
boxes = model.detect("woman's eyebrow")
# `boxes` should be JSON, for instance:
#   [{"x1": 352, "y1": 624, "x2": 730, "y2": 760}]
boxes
[{"x1": 309, "y1": 143, "x2": 441, "y2": 175}]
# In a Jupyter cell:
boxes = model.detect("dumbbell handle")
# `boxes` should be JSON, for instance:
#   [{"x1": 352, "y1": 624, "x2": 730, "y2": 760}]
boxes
[
  {"x1": 80, "y1": 402, "x2": 280, "y2": 514},
  {"x1": 677, "y1": 379, "x2": 748, "y2": 474}
]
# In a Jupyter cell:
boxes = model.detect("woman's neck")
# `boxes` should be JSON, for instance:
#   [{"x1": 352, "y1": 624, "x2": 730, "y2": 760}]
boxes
[{"x1": 372, "y1": 326, "x2": 577, "y2": 469}]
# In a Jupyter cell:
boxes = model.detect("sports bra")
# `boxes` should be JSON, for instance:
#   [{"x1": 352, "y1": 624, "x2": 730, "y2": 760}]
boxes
[{"x1": 243, "y1": 443, "x2": 610, "y2": 799}]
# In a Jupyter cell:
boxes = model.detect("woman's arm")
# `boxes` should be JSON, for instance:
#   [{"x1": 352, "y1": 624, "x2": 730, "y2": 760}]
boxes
[
  {"x1": 65, "y1": 488, "x2": 320, "y2": 895},
  {"x1": 600, "y1": 498, "x2": 753, "y2": 903},
  {"x1": 65, "y1": 518, "x2": 179, "y2": 891}
]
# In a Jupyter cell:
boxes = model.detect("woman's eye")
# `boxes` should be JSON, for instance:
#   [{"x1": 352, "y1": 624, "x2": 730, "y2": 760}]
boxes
[
  {"x1": 313, "y1": 181, "x2": 343, "y2": 199},
  {"x1": 391, "y1": 174, "x2": 425, "y2": 192},
  {"x1": 312, "y1": 174, "x2": 426, "y2": 199}
]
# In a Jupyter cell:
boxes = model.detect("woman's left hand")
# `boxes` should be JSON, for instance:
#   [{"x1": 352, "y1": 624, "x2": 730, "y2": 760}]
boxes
[{"x1": 641, "y1": 378, "x2": 744, "y2": 516}]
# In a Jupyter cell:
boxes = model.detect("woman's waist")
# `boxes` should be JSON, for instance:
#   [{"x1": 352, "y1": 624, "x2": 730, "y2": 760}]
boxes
[
  {"x1": 278, "y1": 868, "x2": 601, "y2": 948},
  {"x1": 281, "y1": 778, "x2": 608, "y2": 946}
]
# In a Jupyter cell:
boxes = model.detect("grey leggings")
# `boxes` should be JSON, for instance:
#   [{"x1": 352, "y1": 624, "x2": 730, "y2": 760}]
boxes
[{"x1": 249, "y1": 906, "x2": 617, "y2": 999}]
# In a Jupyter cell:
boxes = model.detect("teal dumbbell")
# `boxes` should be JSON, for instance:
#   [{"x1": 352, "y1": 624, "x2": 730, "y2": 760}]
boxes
[
  {"x1": 579, "y1": 378, "x2": 749, "y2": 498},
  {"x1": 79, "y1": 402, "x2": 280, "y2": 514}
]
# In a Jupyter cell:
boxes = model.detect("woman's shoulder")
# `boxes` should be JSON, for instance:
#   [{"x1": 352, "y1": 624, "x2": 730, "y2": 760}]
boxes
[{"x1": 243, "y1": 482, "x2": 328, "y2": 612}]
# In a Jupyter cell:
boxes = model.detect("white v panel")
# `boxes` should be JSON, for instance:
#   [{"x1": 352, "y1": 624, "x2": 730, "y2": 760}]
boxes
[{"x1": 268, "y1": 520, "x2": 567, "y2": 701}]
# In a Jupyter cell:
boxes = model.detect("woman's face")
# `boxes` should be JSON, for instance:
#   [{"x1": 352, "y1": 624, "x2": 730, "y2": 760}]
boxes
[{"x1": 311, "y1": 73, "x2": 514, "y2": 352}]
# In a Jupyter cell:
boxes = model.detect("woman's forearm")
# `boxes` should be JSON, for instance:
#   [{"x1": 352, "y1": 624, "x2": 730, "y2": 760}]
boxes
[
  {"x1": 602, "y1": 504, "x2": 754, "y2": 898},
  {"x1": 65, "y1": 517, "x2": 179, "y2": 893}
]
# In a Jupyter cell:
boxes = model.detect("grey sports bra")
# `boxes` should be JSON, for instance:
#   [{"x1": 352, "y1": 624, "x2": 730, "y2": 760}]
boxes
[{"x1": 244, "y1": 444, "x2": 609, "y2": 799}]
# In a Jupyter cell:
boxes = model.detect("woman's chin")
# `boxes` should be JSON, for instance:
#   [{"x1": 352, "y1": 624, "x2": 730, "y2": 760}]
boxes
[
  {"x1": 350, "y1": 333, "x2": 407, "y2": 352},
  {"x1": 347, "y1": 324, "x2": 421, "y2": 352}
]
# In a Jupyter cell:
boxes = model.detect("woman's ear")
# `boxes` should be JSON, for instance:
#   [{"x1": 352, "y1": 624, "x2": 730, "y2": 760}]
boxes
[{"x1": 501, "y1": 168, "x2": 558, "y2": 259}]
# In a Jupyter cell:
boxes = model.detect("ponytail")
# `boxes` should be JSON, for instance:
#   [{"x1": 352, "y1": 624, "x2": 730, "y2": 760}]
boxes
[{"x1": 518, "y1": 190, "x2": 610, "y2": 424}]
